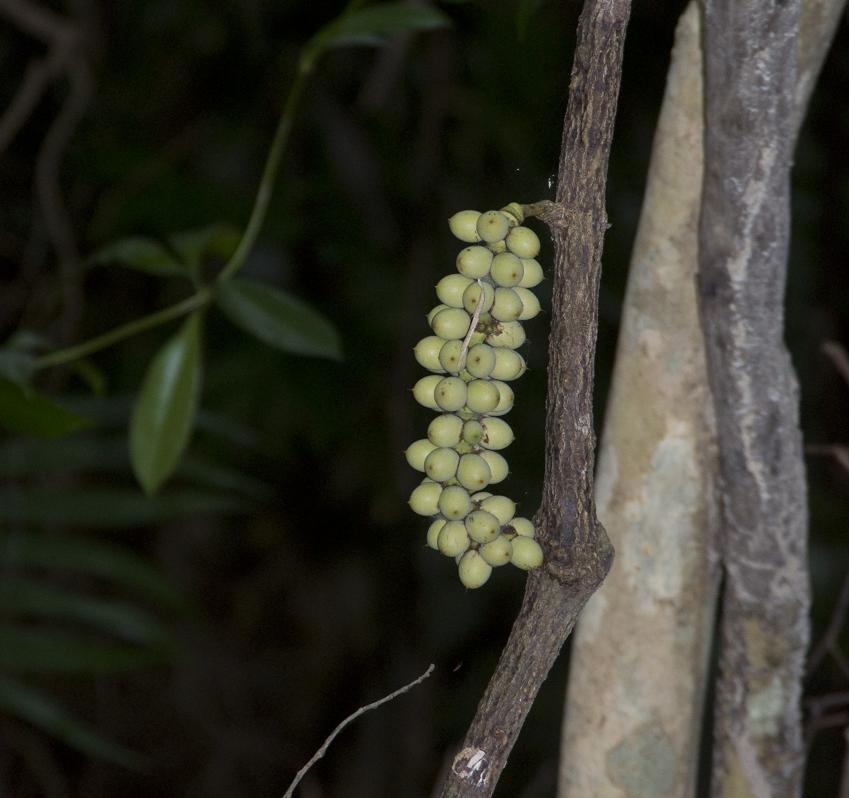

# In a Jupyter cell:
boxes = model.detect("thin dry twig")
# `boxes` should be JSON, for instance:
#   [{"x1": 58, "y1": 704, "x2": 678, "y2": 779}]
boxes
[
  {"x1": 824, "y1": 340, "x2": 849, "y2": 388},
  {"x1": 282, "y1": 664, "x2": 435, "y2": 798},
  {"x1": 808, "y1": 555, "x2": 849, "y2": 676}
]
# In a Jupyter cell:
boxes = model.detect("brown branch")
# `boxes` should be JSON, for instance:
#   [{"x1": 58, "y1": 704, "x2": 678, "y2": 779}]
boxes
[{"x1": 438, "y1": 1, "x2": 631, "y2": 795}]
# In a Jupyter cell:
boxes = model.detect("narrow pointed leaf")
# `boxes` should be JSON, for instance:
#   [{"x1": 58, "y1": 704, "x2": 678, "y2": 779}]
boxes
[
  {"x1": 130, "y1": 312, "x2": 203, "y2": 494},
  {"x1": 88, "y1": 236, "x2": 186, "y2": 277},
  {"x1": 216, "y1": 278, "x2": 342, "y2": 360},
  {"x1": 0, "y1": 675, "x2": 147, "y2": 769},
  {"x1": 0, "y1": 378, "x2": 92, "y2": 437}
]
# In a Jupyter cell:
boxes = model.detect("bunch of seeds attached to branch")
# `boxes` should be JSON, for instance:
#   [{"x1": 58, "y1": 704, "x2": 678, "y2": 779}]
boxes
[{"x1": 406, "y1": 203, "x2": 545, "y2": 589}]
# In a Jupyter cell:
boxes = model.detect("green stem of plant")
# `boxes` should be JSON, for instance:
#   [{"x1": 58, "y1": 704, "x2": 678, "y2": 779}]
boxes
[
  {"x1": 33, "y1": 290, "x2": 211, "y2": 371},
  {"x1": 217, "y1": 58, "x2": 312, "y2": 282}
]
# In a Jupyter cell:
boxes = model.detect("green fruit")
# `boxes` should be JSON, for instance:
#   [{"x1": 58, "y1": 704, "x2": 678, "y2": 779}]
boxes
[
  {"x1": 438, "y1": 484, "x2": 472, "y2": 520},
  {"x1": 480, "y1": 535, "x2": 513, "y2": 567},
  {"x1": 455, "y1": 439, "x2": 474, "y2": 455},
  {"x1": 476, "y1": 210, "x2": 510, "y2": 243},
  {"x1": 480, "y1": 417, "x2": 514, "y2": 450},
  {"x1": 518, "y1": 258, "x2": 544, "y2": 288},
  {"x1": 510, "y1": 536, "x2": 544, "y2": 570},
  {"x1": 471, "y1": 491, "x2": 493, "y2": 504},
  {"x1": 456, "y1": 246, "x2": 493, "y2": 278},
  {"x1": 465, "y1": 509, "x2": 501, "y2": 543},
  {"x1": 456, "y1": 453, "x2": 492, "y2": 492},
  {"x1": 425, "y1": 446, "x2": 460, "y2": 482},
  {"x1": 466, "y1": 379, "x2": 500, "y2": 413},
  {"x1": 431, "y1": 307, "x2": 471, "y2": 340},
  {"x1": 413, "y1": 375, "x2": 442, "y2": 410},
  {"x1": 409, "y1": 481, "x2": 442, "y2": 516},
  {"x1": 414, "y1": 336, "x2": 447, "y2": 372},
  {"x1": 491, "y1": 287, "x2": 523, "y2": 322},
  {"x1": 500, "y1": 202, "x2": 524, "y2": 226},
  {"x1": 448, "y1": 210, "x2": 483, "y2": 243},
  {"x1": 490, "y1": 252, "x2": 524, "y2": 287},
  {"x1": 436, "y1": 274, "x2": 474, "y2": 308},
  {"x1": 514, "y1": 287, "x2": 541, "y2": 320},
  {"x1": 427, "y1": 519, "x2": 446, "y2": 549},
  {"x1": 438, "y1": 520, "x2": 470, "y2": 556},
  {"x1": 480, "y1": 495, "x2": 516, "y2": 525},
  {"x1": 486, "y1": 321, "x2": 526, "y2": 349},
  {"x1": 435, "y1": 376, "x2": 467, "y2": 411},
  {"x1": 427, "y1": 304, "x2": 449, "y2": 324},
  {"x1": 405, "y1": 438, "x2": 437, "y2": 471},
  {"x1": 439, "y1": 339, "x2": 465, "y2": 374},
  {"x1": 490, "y1": 348, "x2": 526, "y2": 381},
  {"x1": 428, "y1": 414, "x2": 463, "y2": 447},
  {"x1": 457, "y1": 550, "x2": 492, "y2": 588},
  {"x1": 479, "y1": 450, "x2": 509, "y2": 483},
  {"x1": 466, "y1": 343, "x2": 496, "y2": 378},
  {"x1": 462, "y1": 419, "x2": 484, "y2": 444},
  {"x1": 508, "y1": 517, "x2": 536, "y2": 538},
  {"x1": 506, "y1": 226, "x2": 540, "y2": 258},
  {"x1": 462, "y1": 281, "x2": 495, "y2": 314},
  {"x1": 490, "y1": 381, "x2": 515, "y2": 415}
]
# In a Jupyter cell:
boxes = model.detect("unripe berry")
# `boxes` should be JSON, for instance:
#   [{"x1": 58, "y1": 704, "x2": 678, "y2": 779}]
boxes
[
  {"x1": 462, "y1": 281, "x2": 495, "y2": 314},
  {"x1": 508, "y1": 517, "x2": 536, "y2": 538},
  {"x1": 487, "y1": 239, "x2": 507, "y2": 254},
  {"x1": 510, "y1": 536, "x2": 544, "y2": 570},
  {"x1": 428, "y1": 414, "x2": 463, "y2": 447},
  {"x1": 427, "y1": 519, "x2": 446, "y2": 549},
  {"x1": 518, "y1": 258, "x2": 544, "y2": 288},
  {"x1": 466, "y1": 379, "x2": 500, "y2": 413},
  {"x1": 436, "y1": 274, "x2": 473, "y2": 308},
  {"x1": 438, "y1": 520, "x2": 470, "y2": 557},
  {"x1": 427, "y1": 304, "x2": 449, "y2": 325},
  {"x1": 480, "y1": 417, "x2": 514, "y2": 450},
  {"x1": 471, "y1": 491, "x2": 493, "y2": 504},
  {"x1": 491, "y1": 287, "x2": 523, "y2": 322},
  {"x1": 500, "y1": 202, "x2": 524, "y2": 226},
  {"x1": 490, "y1": 381, "x2": 515, "y2": 415},
  {"x1": 405, "y1": 438, "x2": 437, "y2": 471},
  {"x1": 476, "y1": 210, "x2": 510, "y2": 243},
  {"x1": 438, "y1": 339, "x2": 465, "y2": 374},
  {"x1": 465, "y1": 509, "x2": 500, "y2": 543},
  {"x1": 409, "y1": 481, "x2": 442, "y2": 516},
  {"x1": 490, "y1": 253, "x2": 524, "y2": 287},
  {"x1": 480, "y1": 495, "x2": 516, "y2": 525},
  {"x1": 456, "y1": 246, "x2": 493, "y2": 278},
  {"x1": 486, "y1": 321, "x2": 526, "y2": 349},
  {"x1": 480, "y1": 535, "x2": 513, "y2": 567},
  {"x1": 424, "y1": 446, "x2": 460, "y2": 482},
  {"x1": 479, "y1": 450, "x2": 509, "y2": 483},
  {"x1": 448, "y1": 210, "x2": 483, "y2": 243},
  {"x1": 456, "y1": 453, "x2": 492, "y2": 492},
  {"x1": 458, "y1": 550, "x2": 492, "y2": 589},
  {"x1": 431, "y1": 307, "x2": 471, "y2": 340},
  {"x1": 414, "y1": 336, "x2": 447, "y2": 372},
  {"x1": 465, "y1": 343, "x2": 496, "y2": 379},
  {"x1": 490, "y1": 348, "x2": 526, "y2": 381},
  {"x1": 462, "y1": 419, "x2": 484, "y2": 445},
  {"x1": 438, "y1": 484, "x2": 472, "y2": 520},
  {"x1": 434, "y1": 376, "x2": 467, "y2": 411},
  {"x1": 514, "y1": 287, "x2": 541, "y2": 321},
  {"x1": 505, "y1": 226, "x2": 540, "y2": 258},
  {"x1": 413, "y1": 375, "x2": 442, "y2": 410}
]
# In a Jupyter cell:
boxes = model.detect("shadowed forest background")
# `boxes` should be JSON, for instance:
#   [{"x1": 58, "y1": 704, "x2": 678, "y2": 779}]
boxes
[{"x1": 1, "y1": 1, "x2": 848, "y2": 796}]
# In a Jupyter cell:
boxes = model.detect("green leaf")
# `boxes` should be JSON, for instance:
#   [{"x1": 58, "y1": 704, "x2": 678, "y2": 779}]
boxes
[
  {"x1": 169, "y1": 223, "x2": 241, "y2": 279},
  {"x1": 88, "y1": 237, "x2": 186, "y2": 278},
  {"x1": 0, "y1": 578, "x2": 171, "y2": 647},
  {"x1": 307, "y1": 3, "x2": 451, "y2": 62},
  {"x1": 0, "y1": 532, "x2": 183, "y2": 609},
  {"x1": 0, "y1": 626, "x2": 162, "y2": 674},
  {"x1": 130, "y1": 312, "x2": 203, "y2": 494},
  {"x1": 0, "y1": 675, "x2": 147, "y2": 768},
  {"x1": 0, "y1": 378, "x2": 92, "y2": 438},
  {"x1": 0, "y1": 487, "x2": 243, "y2": 528},
  {"x1": 216, "y1": 278, "x2": 342, "y2": 360},
  {"x1": 71, "y1": 358, "x2": 107, "y2": 395}
]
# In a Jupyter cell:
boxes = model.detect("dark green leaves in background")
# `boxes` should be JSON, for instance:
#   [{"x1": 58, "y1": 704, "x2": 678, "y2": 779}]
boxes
[{"x1": 0, "y1": 378, "x2": 92, "y2": 438}]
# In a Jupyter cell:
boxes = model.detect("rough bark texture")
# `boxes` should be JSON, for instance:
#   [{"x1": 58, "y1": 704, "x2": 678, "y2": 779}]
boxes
[
  {"x1": 437, "y1": 0, "x2": 632, "y2": 795},
  {"x1": 558, "y1": 6, "x2": 720, "y2": 796},
  {"x1": 698, "y1": 0, "x2": 826, "y2": 794}
]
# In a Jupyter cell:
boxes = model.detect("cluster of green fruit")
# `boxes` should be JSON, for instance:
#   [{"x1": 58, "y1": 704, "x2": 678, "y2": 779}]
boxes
[{"x1": 406, "y1": 203, "x2": 545, "y2": 589}]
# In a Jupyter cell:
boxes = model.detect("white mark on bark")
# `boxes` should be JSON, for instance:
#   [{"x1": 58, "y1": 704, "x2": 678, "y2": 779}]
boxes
[
  {"x1": 452, "y1": 746, "x2": 489, "y2": 788},
  {"x1": 747, "y1": 674, "x2": 785, "y2": 738}
]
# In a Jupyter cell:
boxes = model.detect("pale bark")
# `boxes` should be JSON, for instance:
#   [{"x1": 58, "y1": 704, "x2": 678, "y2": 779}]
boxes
[{"x1": 558, "y1": 6, "x2": 720, "y2": 796}]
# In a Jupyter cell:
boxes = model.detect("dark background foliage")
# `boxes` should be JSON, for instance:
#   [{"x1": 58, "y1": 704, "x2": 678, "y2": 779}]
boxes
[{"x1": 0, "y1": 1, "x2": 847, "y2": 796}]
